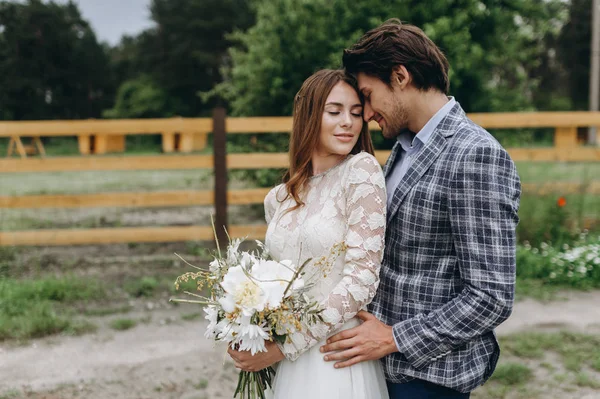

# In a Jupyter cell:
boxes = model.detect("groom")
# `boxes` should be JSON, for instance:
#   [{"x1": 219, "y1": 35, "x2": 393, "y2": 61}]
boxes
[{"x1": 319, "y1": 19, "x2": 521, "y2": 398}]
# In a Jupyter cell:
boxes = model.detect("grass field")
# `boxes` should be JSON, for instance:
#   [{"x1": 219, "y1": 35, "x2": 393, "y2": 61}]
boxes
[{"x1": 472, "y1": 331, "x2": 600, "y2": 398}]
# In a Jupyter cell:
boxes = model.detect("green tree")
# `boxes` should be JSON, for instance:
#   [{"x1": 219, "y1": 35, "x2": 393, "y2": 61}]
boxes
[
  {"x1": 217, "y1": 0, "x2": 570, "y2": 117},
  {"x1": 107, "y1": 0, "x2": 255, "y2": 118},
  {"x1": 0, "y1": 0, "x2": 112, "y2": 120},
  {"x1": 556, "y1": 0, "x2": 593, "y2": 111},
  {"x1": 103, "y1": 75, "x2": 174, "y2": 119}
]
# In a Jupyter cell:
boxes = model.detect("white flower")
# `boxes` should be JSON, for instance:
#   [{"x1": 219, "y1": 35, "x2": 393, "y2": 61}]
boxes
[
  {"x1": 209, "y1": 258, "x2": 220, "y2": 273},
  {"x1": 220, "y1": 265, "x2": 268, "y2": 316},
  {"x1": 216, "y1": 319, "x2": 238, "y2": 343},
  {"x1": 219, "y1": 259, "x2": 304, "y2": 317},
  {"x1": 239, "y1": 252, "x2": 257, "y2": 269},
  {"x1": 204, "y1": 305, "x2": 219, "y2": 339},
  {"x1": 226, "y1": 238, "x2": 243, "y2": 265},
  {"x1": 237, "y1": 316, "x2": 270, "y2": 355},
  {"x1": 252, "y1": 259, "x2": 304, "y2": 306}
]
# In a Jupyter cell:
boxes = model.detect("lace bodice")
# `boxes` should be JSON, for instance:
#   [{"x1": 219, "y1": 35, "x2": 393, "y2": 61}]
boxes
[{"x1": 264, "y1": 152, "x2": 386, "y2": 361}]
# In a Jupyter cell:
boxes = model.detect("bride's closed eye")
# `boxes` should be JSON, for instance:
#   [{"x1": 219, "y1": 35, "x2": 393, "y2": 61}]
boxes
[{"x1": 326, "y1": 111, "x2": 362, "y2": 117}]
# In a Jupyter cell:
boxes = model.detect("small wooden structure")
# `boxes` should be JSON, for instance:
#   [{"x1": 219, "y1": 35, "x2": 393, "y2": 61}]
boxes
[{"x1": 6, "y1": 135, "x2": 46, "y2": 158}]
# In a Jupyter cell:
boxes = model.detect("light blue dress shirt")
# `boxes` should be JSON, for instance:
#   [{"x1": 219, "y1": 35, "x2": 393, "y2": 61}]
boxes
[{"x1": 386, "y1": 97, "x2": 456, "y2": 208}]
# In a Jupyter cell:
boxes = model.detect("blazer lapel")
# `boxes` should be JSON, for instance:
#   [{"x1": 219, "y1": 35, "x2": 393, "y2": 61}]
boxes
[
  {"x1": 383, "y1": 140, "x2": 402, "y2": 177},
  {"x1": 386, "y1": 103, "x2": 465, "y2": 224}
]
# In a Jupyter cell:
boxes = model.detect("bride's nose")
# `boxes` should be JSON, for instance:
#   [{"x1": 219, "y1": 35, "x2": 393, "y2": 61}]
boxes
[{"x1": 340, "y1": 111, "x2": 353, "y2": 128}]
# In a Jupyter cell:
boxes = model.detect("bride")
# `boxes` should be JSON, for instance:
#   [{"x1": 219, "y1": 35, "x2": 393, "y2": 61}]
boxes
[{"x1": 228, "y1": 69, "x2": 388, "y2": 398}]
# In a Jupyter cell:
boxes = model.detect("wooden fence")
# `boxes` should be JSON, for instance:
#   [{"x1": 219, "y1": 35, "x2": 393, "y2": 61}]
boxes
[{"x1": 0, "y1": 110, "x2": 599, "y2": 246}]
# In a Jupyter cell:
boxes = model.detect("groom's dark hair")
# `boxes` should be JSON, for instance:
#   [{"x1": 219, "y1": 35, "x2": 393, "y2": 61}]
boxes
[{"x1": 343, "y1": 19, "x2": 450, "y2": 94}]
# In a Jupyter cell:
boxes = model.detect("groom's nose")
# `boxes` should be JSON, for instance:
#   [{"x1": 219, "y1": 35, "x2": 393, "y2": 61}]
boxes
[{"x1": 363, "y1": 102, "x2": 374, "y2": 122}]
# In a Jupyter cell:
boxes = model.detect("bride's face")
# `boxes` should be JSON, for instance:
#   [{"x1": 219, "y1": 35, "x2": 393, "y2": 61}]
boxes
[{"x1": 314, "y1": 81, "x2": 363, "y2": 159}]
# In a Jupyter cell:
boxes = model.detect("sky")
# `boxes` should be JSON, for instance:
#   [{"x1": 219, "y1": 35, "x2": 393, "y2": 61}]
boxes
[{"x1": 54, "y1": 0, "x2": 155, "y2": 45}]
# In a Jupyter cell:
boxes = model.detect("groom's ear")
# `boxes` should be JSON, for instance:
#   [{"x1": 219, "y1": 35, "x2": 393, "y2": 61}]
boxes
[{"x1": 392, "y1": 65, "x2": 411, "y2": 90}]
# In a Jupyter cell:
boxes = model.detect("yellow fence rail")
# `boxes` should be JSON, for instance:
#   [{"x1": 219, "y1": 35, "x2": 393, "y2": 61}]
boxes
[{"x1": 1, "y1": 111, "x2": 599, "y2": 246}]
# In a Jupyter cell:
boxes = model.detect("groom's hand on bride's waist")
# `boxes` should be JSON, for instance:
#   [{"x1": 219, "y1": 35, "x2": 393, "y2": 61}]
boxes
[
  {"x1": 228, "y1": 341, "x2": 285, "y2": 372},
  {"x1": 320, "y1": 311, "x2": 397, "y2": 369}
]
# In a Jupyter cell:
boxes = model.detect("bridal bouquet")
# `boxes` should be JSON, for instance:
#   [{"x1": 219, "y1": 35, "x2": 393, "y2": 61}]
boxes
[{"x1": 171, "y1": 231, "x2": 345, "y2": 399}]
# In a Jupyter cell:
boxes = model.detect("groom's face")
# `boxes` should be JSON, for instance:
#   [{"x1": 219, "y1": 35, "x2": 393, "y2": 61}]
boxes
[{"x1": 356, "y1": 72, "x2": 409, "y2": 139}]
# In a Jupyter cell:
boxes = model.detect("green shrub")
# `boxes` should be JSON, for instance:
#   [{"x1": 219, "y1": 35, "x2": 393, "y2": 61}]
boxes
[
  {"x1": 517, "y1": 194, "x2": 581, "y2": 247},
  {"x1": 0, "y1": 277, "x2": 106, "y2": 340},
  {"x1": 124, "y1": 277, "x2": 159, "y2": 298},
  {"x1": 109, "y1": 318, "x2": 137, "y2": 331},
  {"x1": 490, "y1": 362, "x2": 533, "y2": 385},
  {"x1": 517, "y1": 233, "x2": 600, "y2": 289}
]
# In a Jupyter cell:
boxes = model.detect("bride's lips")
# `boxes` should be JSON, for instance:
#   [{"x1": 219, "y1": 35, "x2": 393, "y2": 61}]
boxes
[{"x1": 334, "y1": 133, "x2": 355, "y2": 143}]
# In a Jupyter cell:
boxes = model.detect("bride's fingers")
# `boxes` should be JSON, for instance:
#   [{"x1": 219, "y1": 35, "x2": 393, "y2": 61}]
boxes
[
  {"x1": 227, "y1": 348, "x2": 240, "y2": 363},
  {"x1": 227, "y1": 347, "x2": 240, "y2": 362}
]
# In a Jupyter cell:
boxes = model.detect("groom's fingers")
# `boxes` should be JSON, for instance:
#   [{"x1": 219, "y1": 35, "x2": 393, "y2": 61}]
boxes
[
  {"x1": 323, "y1": 346, "x2": 360, "y2": 362},
  {"x1": 320, "y1": 335, "x2": 358, "y2": 353},
  {"x1": 326, "y1": 325, "x2": 359, "y2": 345},
  {"x1": 334, "y1": 355, "x2": 365, "y2": 369}
]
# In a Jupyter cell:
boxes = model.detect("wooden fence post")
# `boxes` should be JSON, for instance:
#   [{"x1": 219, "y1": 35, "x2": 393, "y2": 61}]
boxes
[{"x1": 213, "y1": 107, "x2": 228, "y2": 249}]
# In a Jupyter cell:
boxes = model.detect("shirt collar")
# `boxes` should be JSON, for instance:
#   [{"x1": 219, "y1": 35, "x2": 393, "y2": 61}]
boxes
[{"x1": 397, "y1": 96, "x2": 456, "y2": 150}]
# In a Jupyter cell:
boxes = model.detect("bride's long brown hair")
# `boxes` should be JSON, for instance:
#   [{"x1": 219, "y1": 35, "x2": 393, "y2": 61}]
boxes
[{"x1": 282, "y1": 69, "x2": 375, "y2": 211}]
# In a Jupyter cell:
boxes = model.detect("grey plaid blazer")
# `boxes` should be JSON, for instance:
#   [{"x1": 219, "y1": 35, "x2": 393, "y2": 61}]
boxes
[{"x1": 369, "y1": 103, "x2": 521, "y2": 393}]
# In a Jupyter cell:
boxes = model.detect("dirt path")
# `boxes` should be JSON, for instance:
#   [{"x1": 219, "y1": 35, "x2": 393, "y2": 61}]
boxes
[
  {"x1": 497, "y1": 290, "x2": 600, "y2": 335},
  {"x1": 0, "y1": 307, "x2": 239, "y2": 399},
  {"x1": 2, "y1": 292, "x2": 600, "y2": 399}
]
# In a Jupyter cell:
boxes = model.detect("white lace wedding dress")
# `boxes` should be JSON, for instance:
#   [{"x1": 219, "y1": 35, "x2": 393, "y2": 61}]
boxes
[{"x1": 263, "y1": 152, "x2": 389, "y2": 398}]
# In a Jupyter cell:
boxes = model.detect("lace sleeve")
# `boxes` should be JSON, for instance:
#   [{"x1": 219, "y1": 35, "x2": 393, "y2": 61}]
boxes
[
  {"x1": 264, "y1": 185, "x2": 282, "y2": 224},
  {"x1": 281, "y1": 153, "x2": 387, "y2": 361}
]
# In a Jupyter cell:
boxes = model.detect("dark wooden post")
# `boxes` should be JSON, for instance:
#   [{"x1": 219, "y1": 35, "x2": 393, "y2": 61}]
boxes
[{"x1": 213, "y1": 107, "x2": 228, "y2": 249}]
